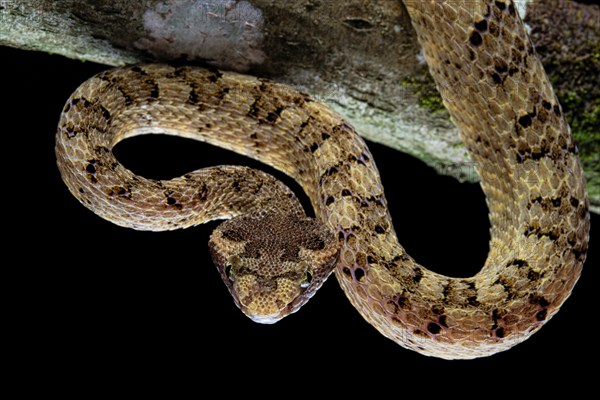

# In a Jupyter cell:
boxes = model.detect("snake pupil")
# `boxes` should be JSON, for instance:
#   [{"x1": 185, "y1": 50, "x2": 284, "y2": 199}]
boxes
[{"x1": 225, "y1": 265, "x2": 234, "y2": 281}]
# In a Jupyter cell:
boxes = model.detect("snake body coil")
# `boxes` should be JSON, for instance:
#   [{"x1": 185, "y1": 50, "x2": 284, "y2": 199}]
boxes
[{"x1": 55, "y1": 0, "x2": 590, "y2": 359}]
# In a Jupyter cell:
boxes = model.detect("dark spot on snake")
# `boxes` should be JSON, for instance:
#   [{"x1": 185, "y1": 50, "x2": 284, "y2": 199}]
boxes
[
  {"x1": 432, "y1": 305, "x2": 444, "y2": 315},
  {"x1": 492, "y1": 308, "x2": 506, "y2": 322},
  {"x1": 495, "y1": 1, "x2": 506, "y2": 11},
  {"x1": 338, "y1": 231, "x2": 345, "y2": 241},
  {"x1": 72, "y1": 98, "x2": 92, "y2": 111},
  {"x1": 474, "y1": 19, "x2": 488, "y2": 32},
  {"x1": 374, "y1": 225, "x2": 386, "y2": 234},
  {"x1": 572, "y1": 244, "x2": 587, "y2": 262},
  {"x1": 491, "y1": 72, "x2": 503, "y2": 85},
  {"x1": 232, "y1": 180, "x2": 241, "y2": 191},
  {"x1": 439, "y1": 315, "x2": 448, "y2": 328},
  {"x1": 247, "y1": 98, "x2": 260, "y2": 119},
  {"x1": 172, "y1": 66, "x2": 188, "y2": 77},
  {"x1": 427, "y1": 322, "x2": 442, "y2": 335},
  {"x1": 108, "y1": 186, "x2": 131, "y2": 199},
  {"x1": 468, "y1": 48, "x2": 476, "y2": 61},
  {"x1": 570, "y1": 197, "x2": 580, "y2": 208},
  {"x1": 518, "y1": 115, "x2": 532, "y2": 128},
  {"x1": 354, "y1": 268, "x2": 365, "y2": 281},
  {"x1": 542, "y1": 100, "x2": 552, "y2": 110},
  {"x1": 196, "y1": 183, "x2": 208, "y2": 201},
  {"x1": 367, "y1": 255, "x2": 377, "y2": 265},
  {"x1": 536, "y1": 309, "x2": 548, "y2": 321},
  {"x1": 413, "y1": 267, "x2": 423, "y2": 283},
  {"x1": 553, "y1": 105, "x2": 561, "y2": 116},
  {"x1": 508, "y1": 67, "x2": 519, "y2": 76},
  {"x1": 495, "y1": 277, "x2": 517, "y2": 300},
  {"x1": 530, "y1": 295, "x2": 550, "y2": 307},
  {"x1": 95, "y1": 146, "x2": 110, "y2": 155},
  {"x1": 310, "y1": 143, "x2": 319, "y2": 153},
  {"x1": 116, "y1": 87, "x2": 133, "y2": 106},
  {"x1": 266, "y1": 106, "x2": 284, "y2": 123},
  {"x1": 207, "y1": 68, "x2": 223, "y2": 83},
  {"x1": 325, "y1": 166, "x2": 339, "y2": 176},
  {"x1": 250, "y1": 132, "x2": 258, "y2": 140},
  {"x1": 99, "y1": 105, "x2": 111, "y2": 121},
  {"x1": 188, "y1": 88, "x2": 200, "y2": 105},
  {"x1": 524, "y1": 225, "x2": 535, "y2": 236},
  {"x1": 467, "y1": 296, "x2": 480, "y2": 306},
  {"x1": 321, "y1": 132, "x2": 331, "y2": 141},
  {"x1": 341, "y1": 189, "x2": 351, "y2": 197},
  {"x1": 470, "y1": 31, "x2": 483, "y2": 47},
  {"x1": 413, "y1": 329, "x2": 428, "y2": 338},
  {"x1": 85, "y1": 163, "x2": 97, "y2": 174},
  {"x1": 396, "y1": 294, "x2": 409, "y2": 309},
  {"x1": 63, "y1": 102, "x2": 71, "y2": 113},
  {"x1": 495, "y1": 61, "x2": 508, "y2": 74},
  {"x1": 495, "y1": 327, "x2": 506, "y2": 338},
  {"x1": 342, "y1": 267, "x2": 352, "y2": 278},
  {"x1": 64, "y1": 124, "x2": 76, "y2": 138},
  {"x1": 442, "y1": 283, "x2": 452, "y2": 299},
  {"x1": 216, "y1": 86, "x2": 230, "y2": 101},
  {"x1": 325, "y1": 196, "x2": 335, "y2": 206},
  {"x1": 552, "y1": 198, "x2": 562, "y2": 208},
  {"x1": 508, "y1": 3, "x2": 516, "y2": 15},
  {"x1": 148, "y1": 80, "x2": 159, "y2": 99},
  {"x1": 528, "y1": 270, "x2": 541, "y2": 281},
  {"x1": 131, "y1": 66, "x2": 146, "y2": 75},
  {"x1": 78, "y1": 188, "x2": 85, "y2": 194}
]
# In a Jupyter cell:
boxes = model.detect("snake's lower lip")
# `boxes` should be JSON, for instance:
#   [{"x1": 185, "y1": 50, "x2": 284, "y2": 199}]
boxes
[{"x1": 249, "y1": 313, "x2": 284, "y2": 325}]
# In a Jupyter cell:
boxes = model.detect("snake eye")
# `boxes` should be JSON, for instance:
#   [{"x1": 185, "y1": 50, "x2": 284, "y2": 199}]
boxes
[
  {"x1": 225, "y1": 264, "x2": 235, "y2": 282},
  {"x1": 300, "y1": 271, "x2": 313, "y2": 288},
  {"x1": 225, "y1": 256, "x2": 240, "y2": 282}
]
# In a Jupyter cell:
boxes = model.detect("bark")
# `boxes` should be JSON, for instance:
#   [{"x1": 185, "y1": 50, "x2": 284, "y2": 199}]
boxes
[{"x1": 1, "y1": 0, "x2": 598, "y2": 212}]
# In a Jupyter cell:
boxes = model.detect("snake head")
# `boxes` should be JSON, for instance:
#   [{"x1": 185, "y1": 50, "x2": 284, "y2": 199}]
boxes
[{"x1": 209, "y1": 211, "x2": 339, "y2": 324}]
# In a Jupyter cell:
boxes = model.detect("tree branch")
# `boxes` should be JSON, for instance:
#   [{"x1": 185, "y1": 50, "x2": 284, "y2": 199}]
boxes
[{"x1": 1, "y1": 0, "x2": 598, "y2": 211}]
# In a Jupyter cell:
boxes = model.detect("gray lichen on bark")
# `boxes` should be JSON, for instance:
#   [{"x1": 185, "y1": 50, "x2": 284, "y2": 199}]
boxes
[{"x1": 0, "y1": 0, "x2": 598, "y2": 212}]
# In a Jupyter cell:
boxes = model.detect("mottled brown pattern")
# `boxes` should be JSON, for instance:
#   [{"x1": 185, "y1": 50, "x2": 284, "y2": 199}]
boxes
[{"x1": 55, "y1": 0, "x2": 589, "y2": 359}]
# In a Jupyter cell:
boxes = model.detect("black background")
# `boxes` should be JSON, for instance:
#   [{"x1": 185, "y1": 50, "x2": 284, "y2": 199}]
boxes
[{"x1": 5, "y1": 45, "x2": 596, "y2": 390}]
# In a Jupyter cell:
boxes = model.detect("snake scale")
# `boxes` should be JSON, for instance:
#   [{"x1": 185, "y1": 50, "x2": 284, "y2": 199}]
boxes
[{"x1": 55, "y1": 0, "x2": 590, "y2": 359}]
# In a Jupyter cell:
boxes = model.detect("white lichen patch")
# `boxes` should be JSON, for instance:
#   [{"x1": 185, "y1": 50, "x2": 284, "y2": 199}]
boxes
[
  {"x1": 514, "y1": 0, "x2": 533, "y2": 33},
  {"x1": 137, "y1": 0, "x2": 265, "y2": 71}
]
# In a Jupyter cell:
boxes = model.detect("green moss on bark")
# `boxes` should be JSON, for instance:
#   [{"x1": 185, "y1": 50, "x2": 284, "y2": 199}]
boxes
[
  {"x1": 526, "y1": 0, "x2": 600, "y2": 210},
  {"x1": 400, "y1": 75, "x2": 447, "y2": 115}
]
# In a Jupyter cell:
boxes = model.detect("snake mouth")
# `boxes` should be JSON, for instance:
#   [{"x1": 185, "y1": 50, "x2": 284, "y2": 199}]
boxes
[{"x1": 248, "y1": 312, "x2": 286, "y2": 325}]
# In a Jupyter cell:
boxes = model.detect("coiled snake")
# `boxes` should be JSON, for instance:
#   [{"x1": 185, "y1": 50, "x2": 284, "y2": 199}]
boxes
[{"x1": 55, "y1": 0, "x2": 590, "y2": 359}]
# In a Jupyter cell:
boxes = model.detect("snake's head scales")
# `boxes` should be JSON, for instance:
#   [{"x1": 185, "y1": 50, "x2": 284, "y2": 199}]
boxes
[{"x1": 209, "y1": 211, "x2": 339, "y2": 324}]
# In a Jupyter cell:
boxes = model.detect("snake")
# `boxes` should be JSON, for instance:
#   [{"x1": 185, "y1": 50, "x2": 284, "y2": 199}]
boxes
[{"x1": 55, "y1": 0, "x2": 590, "y2": 359}]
